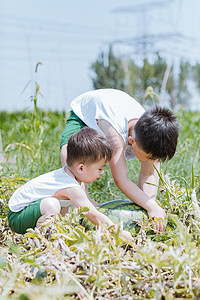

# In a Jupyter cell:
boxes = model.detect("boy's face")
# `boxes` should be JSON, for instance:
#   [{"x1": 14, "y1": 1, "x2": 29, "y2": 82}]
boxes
[
  {"x1": 80, "y1": 159, "x2": 107, "y2": 184},
  {"x1": 128, "y1": 136, "x2": 153, "y2": 162}
]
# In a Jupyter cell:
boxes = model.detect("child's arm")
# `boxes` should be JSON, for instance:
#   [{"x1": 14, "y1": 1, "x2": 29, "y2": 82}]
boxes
[
  {"x1": 61, "y1": 144, "x2": 67, "y2": 167},
  {"x1": 82, "y1": 183, "x2": 98, "y2": 207},
  {"x1": 138, "y1": 159, "x2": 160, "y2": 200},
  {"x1": 97, "y1": 119, "x2": 166, "y2": 233},
  {"x1": 110, "y1": 152, "x2": 166, "y2": 232},
  {"x1": 65, "y1": 186, "x2": 134, "y2": 242},
  {"x1": 138, "y1": 159, "x2": 166, "y2": 233}
]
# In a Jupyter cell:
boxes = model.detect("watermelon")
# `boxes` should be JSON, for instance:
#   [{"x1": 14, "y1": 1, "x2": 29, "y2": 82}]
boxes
[{"x1": 81, "y1": 199, "x2": 148, "y2": 235}]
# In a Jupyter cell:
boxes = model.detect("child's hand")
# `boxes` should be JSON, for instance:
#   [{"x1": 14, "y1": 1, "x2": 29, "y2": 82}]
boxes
[
  {"x1": 120, "y1": 230, "x2": 134, "y2": 243},
  {"x1": 147, "y1": 202, "x2": 166, "y2": 233}
]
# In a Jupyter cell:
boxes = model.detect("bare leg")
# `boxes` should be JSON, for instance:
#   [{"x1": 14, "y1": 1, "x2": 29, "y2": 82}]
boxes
[{"x1": 36, "y1": 197, "x2": 61, "y2": 228}]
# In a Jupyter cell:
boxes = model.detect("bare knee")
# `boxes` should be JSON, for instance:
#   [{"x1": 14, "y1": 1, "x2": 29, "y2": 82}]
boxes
[{"x1": 40, "y1": 197, "x2": 61, "y2": 216}]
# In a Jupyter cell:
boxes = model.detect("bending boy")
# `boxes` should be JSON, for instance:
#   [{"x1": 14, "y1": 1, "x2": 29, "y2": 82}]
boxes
[
  {"x1": 60, "y1": 89, "x2": 179, "y2": 232},
  {"x1": 8, "y1": 127, "x2": 133, "y2": 241}
]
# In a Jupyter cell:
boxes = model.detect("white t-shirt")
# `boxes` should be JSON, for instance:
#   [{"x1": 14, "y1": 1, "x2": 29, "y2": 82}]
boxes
[
  {"x1": 70, "y1": 89, "x2": 145, "y2": 160},
  {"x1": 9, "y1": 166, "x2": 81, "y2": 212}
]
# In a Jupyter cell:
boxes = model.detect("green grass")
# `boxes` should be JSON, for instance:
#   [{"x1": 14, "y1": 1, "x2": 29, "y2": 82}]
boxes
[{"x1": 0, "y1": 108, "x2": 200, "y2": 299}]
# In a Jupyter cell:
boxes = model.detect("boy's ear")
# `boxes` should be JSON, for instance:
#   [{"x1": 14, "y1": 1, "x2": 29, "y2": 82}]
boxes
[
  {"x1": 128, "y1": 136, "x2": 134, "y2": 145},
  {"x1": 76, "y1": 163, "x2": 85, "y2": 174}
]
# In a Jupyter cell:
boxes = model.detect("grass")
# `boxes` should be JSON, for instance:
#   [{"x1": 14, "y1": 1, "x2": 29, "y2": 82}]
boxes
[{"x1": 0, "y1": 106, "x2": 200, "y2": 299}]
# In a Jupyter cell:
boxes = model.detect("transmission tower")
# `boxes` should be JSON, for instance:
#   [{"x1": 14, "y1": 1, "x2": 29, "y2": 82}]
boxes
[{"x1": 110, "y1": 0, "x2": 191, "y2": 60}]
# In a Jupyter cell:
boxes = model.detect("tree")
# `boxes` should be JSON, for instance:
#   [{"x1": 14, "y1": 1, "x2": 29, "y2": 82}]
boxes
[
  {"x1": 192, "y1": 63, "x2": 200, "y2": 92},
  {"x1": 176, "y1": 61, "x2": 191, "y2": 109},
  {"x1": 90, "y1": 46, "x2": 126, "y2": 90},
  {"x1": 134, "y1": 58, "x2": 158, "y2": 107},
  {"x1": 139, "y1": 58, "x2": 155, "y2": 93},
  {"x1": 90, "y1": 47, "x2": 193, "y2": 109}
]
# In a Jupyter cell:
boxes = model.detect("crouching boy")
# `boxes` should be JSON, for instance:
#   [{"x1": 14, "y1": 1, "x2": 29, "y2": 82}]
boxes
[{"x1": 8, "y1": 127, "x2": 133, "y2": 242}]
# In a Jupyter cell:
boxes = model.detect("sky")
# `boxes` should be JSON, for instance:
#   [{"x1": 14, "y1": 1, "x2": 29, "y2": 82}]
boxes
[{"x1": 0, "y1": 0, "x2": 200, "y2": 112}]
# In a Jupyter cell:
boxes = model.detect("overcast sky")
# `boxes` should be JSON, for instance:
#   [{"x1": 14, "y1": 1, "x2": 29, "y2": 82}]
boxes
[{"x1": 0, "y1": 0, "x2": 200, "y2": 112}]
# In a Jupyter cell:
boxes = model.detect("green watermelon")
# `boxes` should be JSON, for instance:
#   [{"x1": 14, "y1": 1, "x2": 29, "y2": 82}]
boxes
[{"x1": 81, "y1": 199, "x2": 148, "y2": 235}]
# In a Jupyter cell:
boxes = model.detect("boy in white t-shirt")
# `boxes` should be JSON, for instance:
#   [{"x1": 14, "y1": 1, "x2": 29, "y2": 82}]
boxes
[
  {"x1": 8, "y1": 127, "x2": 133, "y2": 242},
  {"x1": 60, "y1": 89, "x2": 179, "y2": 233}
]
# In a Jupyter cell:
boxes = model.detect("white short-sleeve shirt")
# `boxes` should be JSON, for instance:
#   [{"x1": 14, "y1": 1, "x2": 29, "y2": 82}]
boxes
[
  {"x1": 70, "y1": 89, "x2": 145, "y2": 160},
  {"x1": 9, "y1": 166, "x2": 81, "y2": 212}
]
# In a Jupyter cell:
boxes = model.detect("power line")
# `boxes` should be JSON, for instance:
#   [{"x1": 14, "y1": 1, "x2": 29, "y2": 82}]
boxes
[
  {"x1": 0, "y1": 14, "x2": 109, "y2": 35},
  {"x1": 110, "y1": 0, "x2": 175, "y2": 13}
]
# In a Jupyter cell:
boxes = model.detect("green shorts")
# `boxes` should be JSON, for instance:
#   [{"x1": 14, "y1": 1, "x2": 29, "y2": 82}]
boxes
[
  {"x1": 8, "y1": 199, "x2": 42, "y2": 234},
  {"x1": 60, "y1": 110, "x2": 87, "y2": 148}
]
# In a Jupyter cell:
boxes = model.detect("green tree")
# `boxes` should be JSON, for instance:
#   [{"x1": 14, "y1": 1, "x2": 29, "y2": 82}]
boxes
[
  {"x1": 135, "y1": 56, "x2": 162, "y2": 107},
  {"x1": 90, "y1": 46, "x2": 126, "y2": 90},
  {"x1": 165, "y1": 64, "x2": 177, "y2": 109},
  {"x1": 91, "y1": 48, "x2": 193, "y2": 109},
  {"x1": 139, "y1": 58, "x2": 155, "y2": 93},
  {"x1": 176, "y1": 60, "x2": 191, "y2": 108},
  {"x1": 192, "y1": 63, "x2": 200, "y2": 92},
  {"x1": 126, "y1": 58, "x2": 138, "y2": 95},
  {"x1": 154, "y1": 55, "x2": 171, "y2": 92}
]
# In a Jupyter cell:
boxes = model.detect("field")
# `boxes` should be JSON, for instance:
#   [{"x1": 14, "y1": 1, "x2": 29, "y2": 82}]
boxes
[{"x1": 0, "y1": 108, "x2": 200, "y2": 299}]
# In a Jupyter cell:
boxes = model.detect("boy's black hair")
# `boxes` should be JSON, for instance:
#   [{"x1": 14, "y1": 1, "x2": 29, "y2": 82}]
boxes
[
  {"x1": 67, "y1": 127, "x2": 113, "y2": 166},
  {"x1": 134, "y1": 105, "x2": 179, "y2": 161}
]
